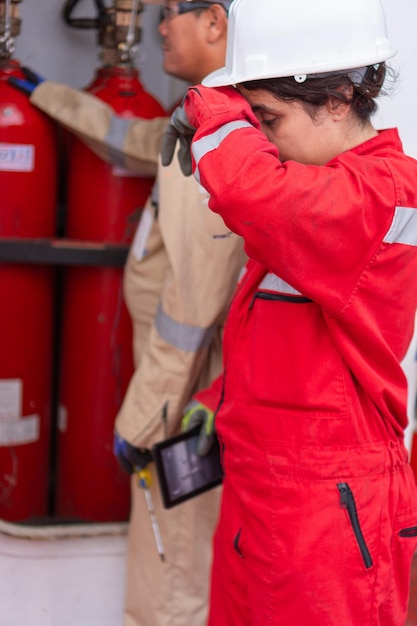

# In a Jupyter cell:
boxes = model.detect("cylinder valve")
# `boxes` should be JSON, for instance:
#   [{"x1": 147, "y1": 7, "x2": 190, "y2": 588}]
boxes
[{"x1": 0, "y1": 0, "x2": 22, "y2": 59}]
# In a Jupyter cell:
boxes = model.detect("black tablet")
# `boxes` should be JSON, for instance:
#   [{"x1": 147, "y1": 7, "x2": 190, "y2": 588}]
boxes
[{"x1": 152, "y1": 425, "x2": 223, "y2": 509}]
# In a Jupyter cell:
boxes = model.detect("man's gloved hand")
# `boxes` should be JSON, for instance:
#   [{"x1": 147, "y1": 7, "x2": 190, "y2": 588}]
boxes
[
  {"x1": 183, "y1": 84, "x2": 259, "y2": 130},
  {"x1": 161, "y1": 85, "x2": 259, "y2": 175},
  {"x1": 113, "y1": 432, "x2": 153, "y2": 475},
  {"x1": 7, "y1": 66, "x2": 45, "y2": 96},
  {"x1": 182, "y1": 401, "x2": 215, "y2": 456},
  {"x1": 160, "y1": 101, "x2": 196, "y2": 176}
]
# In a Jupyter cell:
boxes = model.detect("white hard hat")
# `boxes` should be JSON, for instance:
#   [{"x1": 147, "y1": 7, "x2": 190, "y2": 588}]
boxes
[{"x1": 203, "y1": 0, "x2": 396, "y2": 87}]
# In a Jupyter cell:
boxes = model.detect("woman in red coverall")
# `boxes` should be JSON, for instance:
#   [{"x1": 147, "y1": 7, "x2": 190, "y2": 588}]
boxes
[{"x1": 163, "y1": 0, "x2": 417, "y2": 623}]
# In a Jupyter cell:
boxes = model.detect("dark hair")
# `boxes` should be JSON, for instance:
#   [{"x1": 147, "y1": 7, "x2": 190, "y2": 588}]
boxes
[{"x1": 242, "y1": 64, "x2": 391, "y2": 122}]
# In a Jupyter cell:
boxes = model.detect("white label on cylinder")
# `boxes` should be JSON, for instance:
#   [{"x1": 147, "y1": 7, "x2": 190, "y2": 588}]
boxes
[
  {"x1": 0, "y1": 143, "x2": 35, "y2": 172},
  {"x1": 0, "y1": 379, "x2": 22, "y2": 419},
  {"x1": 0, "y1": 414, "x2": 40, "y2": 446},
  {"x1": 57, "y1": 405, "x2": 68, "y2": 433}
]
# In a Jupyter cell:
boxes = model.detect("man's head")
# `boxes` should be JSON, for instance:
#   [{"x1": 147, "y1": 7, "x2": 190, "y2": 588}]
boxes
[{"x1": 144, "y1": 1, "x2": 231, "y2": 84}]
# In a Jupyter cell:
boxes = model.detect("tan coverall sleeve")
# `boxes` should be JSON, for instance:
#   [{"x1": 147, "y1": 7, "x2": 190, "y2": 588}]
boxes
[
  {"x1": 30, "y1": 81, "x2": 169, "y2": 176},
  {"x1": 115, "y1": 154, "x2": 246, "y2": 448}
]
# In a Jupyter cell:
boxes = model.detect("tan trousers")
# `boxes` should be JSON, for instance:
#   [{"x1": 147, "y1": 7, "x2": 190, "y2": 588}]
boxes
[{"x1": 124, "y1": 467, "x2": 221, "y2": 626}]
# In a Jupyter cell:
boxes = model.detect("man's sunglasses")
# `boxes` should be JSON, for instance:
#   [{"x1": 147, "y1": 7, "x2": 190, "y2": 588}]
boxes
[{"x1": 161, "y1": 2, "x2": 227, "y2": 21}]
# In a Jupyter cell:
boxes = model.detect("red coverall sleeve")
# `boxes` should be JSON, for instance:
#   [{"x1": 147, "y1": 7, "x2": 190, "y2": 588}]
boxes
[
  {"x1": 185, "y1": 86, "x2": 398, "y2": 315},
  {"x1": 194, "y1": 374, "x2": 224, "y2": 413}
]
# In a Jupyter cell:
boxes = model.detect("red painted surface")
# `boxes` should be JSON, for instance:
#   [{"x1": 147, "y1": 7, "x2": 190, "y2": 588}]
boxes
[
  {"x1": 55, "y1": 65, "x2": 166, "y2": 522},
  {"x1": 0, "y1": 59, "x2": 57, "y2": 521}
]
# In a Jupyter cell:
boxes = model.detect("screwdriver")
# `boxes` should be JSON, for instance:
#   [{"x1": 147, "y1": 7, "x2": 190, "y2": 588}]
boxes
[{"x1": 136, "y1": 466, "x2": 165, "y2": 562}]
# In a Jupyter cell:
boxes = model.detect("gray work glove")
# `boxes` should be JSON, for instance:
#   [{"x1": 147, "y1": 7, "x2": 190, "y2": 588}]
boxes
[
  {"x1": 160, "y1": 102, "x2": 196, "y2": 177},
  {"x1": 181, "y1": 401, "x2": 215, "y2": 456}
]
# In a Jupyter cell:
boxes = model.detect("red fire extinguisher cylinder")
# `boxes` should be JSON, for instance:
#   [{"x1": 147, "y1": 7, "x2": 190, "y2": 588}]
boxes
[
  {"x1": 56, "y1": 65, "x2": 166, "y2": 522},
  {"x1": 0, "y1": 59, "x2": 57, "y2": 522}
]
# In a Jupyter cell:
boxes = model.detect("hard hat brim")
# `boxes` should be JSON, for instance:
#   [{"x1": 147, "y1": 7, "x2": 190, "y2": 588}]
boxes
[{"x1": 202, "y1": 46, "x2": 397, "y2": 88}]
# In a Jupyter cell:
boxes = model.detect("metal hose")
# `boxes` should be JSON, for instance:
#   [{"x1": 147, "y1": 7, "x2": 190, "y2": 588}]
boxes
[{"x1": 61, "y1": 0, "x2": 108, "y2": 30}]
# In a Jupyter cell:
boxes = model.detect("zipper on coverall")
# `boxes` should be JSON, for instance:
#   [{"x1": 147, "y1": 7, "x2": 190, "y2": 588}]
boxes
[
  {"x1": 249, "y1": 292, "x2": 312, "y2": 308},
  {"x1": 337, "y1": 483, "x2": 373, "y2": 569},
  {"x1": 399, "y1": 526, "x2": 417, "y2": 537}
]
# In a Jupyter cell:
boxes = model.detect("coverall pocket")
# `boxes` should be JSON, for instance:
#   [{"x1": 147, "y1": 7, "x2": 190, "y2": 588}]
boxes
[
  {"x1": 337, "y1": 482, "x2": 373, "y2": 569},
  {"x1": 383, "y1": 466, "x2": 417, "y2": 622},
  {"x1": 261, "y1": 442, "x2": 386, "y2": 625},
  {"x1": 250, "y1": 297, "x2": 347, "y2": 417},
  {"x1": 233, "y1": 527, "x2": 245, "y2": 559},
  {"x1": 394, "y1": 509, "x2": 417, "y2": 577},
  {"x1": 257, "y1": 441, "x2": 417, "y2": 625},
  {"x1": 394, "y1": 465, "x2": 417, "y2": 546}
]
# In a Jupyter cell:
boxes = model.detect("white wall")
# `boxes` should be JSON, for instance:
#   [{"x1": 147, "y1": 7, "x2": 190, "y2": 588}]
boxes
[{"x1": 373, "y1": 0, "x2": 417, "y2": 160}]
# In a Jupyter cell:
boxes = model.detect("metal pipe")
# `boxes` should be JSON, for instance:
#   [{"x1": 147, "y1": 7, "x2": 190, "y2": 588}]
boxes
[
  {"x1": 0, "y1": 0, "x2": 22, "y2": 59},
  {"x1": 61, "y1": 0, "x2": 143, "y2": 66},
  {"x1": 98, "y1": 0, "x2": 143, "y2": 66}
]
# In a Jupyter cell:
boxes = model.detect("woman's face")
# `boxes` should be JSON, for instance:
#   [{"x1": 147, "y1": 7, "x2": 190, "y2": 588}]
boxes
[{"x1": 238, "y1": 86, "x2": 340, "y2": 165}]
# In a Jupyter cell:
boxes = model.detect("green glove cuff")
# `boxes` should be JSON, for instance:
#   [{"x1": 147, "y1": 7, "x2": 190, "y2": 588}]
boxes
[{"x1": 182, "y1": 401, "x2": 215, "y2": 456}]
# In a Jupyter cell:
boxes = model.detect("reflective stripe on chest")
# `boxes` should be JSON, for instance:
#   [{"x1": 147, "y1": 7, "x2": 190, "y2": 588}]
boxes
[
  {"x1": 384, "y1": 206, "x2": 417, "y2": 246},
  {"x1": 250, "y1": 273, "x2": 312, "y2": 307}
]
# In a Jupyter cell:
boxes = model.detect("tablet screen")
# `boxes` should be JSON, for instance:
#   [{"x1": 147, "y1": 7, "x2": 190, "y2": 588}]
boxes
[{"x1": 152, "y1": 426, "x2": 223, "y2": 508}]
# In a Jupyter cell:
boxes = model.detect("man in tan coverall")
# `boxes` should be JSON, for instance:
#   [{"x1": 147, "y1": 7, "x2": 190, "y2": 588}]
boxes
[
  {"x1": 21, "y1": 1, "x2": 243, "y2": 624},
  {"x1": 115, "y1": 3, "x2": 244, "y2": 625}
]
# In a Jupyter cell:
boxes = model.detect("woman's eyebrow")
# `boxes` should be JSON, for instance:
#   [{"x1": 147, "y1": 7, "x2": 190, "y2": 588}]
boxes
[{"x1": 251, "y1": 104, "x2": 278, "y2": 114}]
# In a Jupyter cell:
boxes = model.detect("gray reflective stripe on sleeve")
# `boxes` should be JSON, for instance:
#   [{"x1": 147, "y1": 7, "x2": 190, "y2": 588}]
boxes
[
  {"x1": 105, "y1": 115, "x2": 132, "y2": 150},
  {"x1": 259, "y1": 273, "x2": 303, "y2": 296},
  {"x1": 192, "y1": 120, "x2": 253, "y2": 183},
  {"x1": 104, "y1": 116, "x2": 132, "y2": 167},
  {"x1": 155, "y1": 303, "x2": 216, "y2": 352},
  {"x1": 384, "y1": 206, "x2": 417, "y2": 246}
]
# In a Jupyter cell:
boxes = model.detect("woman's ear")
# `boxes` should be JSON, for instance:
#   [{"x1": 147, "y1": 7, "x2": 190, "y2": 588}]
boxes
[{"x1": 327, "y1": 85, "x2": 354, "y2": 121}]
